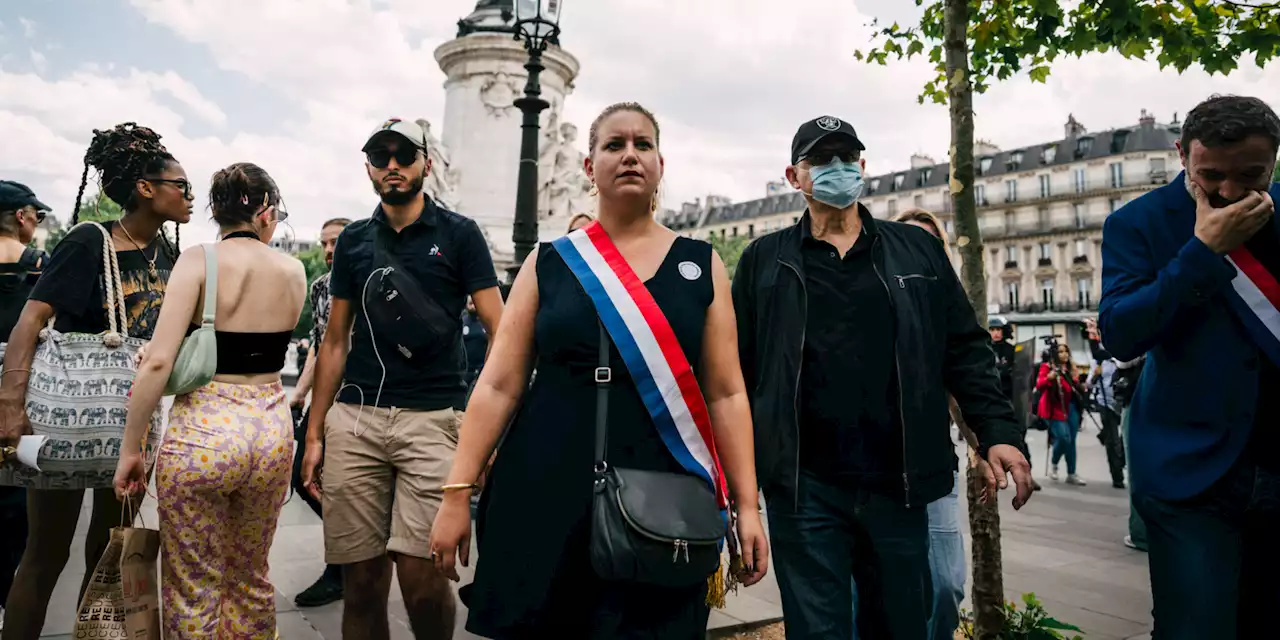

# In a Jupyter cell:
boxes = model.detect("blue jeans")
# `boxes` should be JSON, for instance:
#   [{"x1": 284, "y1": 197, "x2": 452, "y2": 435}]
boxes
[
  {"x1": 1136, "y1": 459, "x2": 1280, "y2": 638},
  {"x1": 1121, "y1": 409, "x2": 1147, "y2": 548},
  {"x1": 769, "y1": 471, "x2": 931, "y2": 640},
  {"x1": 850, "y1": 472, "x2": 965, "y2": 640},
  {"x1": 1048, "y1": 406, "x2": 1079, "y2": 475}
]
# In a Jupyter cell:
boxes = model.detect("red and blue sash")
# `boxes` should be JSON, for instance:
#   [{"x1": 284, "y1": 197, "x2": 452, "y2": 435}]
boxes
[
  {"x1": 552, "y1": 222, "x2": 729, "y2": 510},
  {"x1": 1225, "y1": 245, "x2": 1280, "y2": 367}
]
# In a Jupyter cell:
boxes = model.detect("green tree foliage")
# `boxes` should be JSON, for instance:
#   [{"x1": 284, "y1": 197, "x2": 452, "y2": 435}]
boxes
[
  {"x1": 44, "y1": 192, "x2": 124, "y2": 250},
  {"x1": 708, "y1": 234, "x2": 750, "y2": 280},
  {"x1": 1273, "y1": 162, "x2": 1280, "y2": 183},
  {"x1": 854, "y1": 1, "x2": 1279, "y2": 636},
  {"x1": 293, "y1": 246, "x2": 329, "y2": 340},
  {"x1": 856, "y1": 0, "x2": 1280, "y2": 106}
]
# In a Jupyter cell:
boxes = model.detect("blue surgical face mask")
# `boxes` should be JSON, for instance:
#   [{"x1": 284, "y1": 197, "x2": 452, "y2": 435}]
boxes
[{"x1": 805, "y1": 159, "x2": 865, "y2": 209}]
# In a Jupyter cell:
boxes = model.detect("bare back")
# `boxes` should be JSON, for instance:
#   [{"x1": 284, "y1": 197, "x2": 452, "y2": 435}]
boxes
[{"x1": 192, "y1": 238, "x2": 307, "y2": 383}]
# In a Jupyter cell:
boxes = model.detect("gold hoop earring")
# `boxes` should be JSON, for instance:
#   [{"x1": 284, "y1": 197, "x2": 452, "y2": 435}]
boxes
[{"x1": 589, "y1": 183, "x2": 599, "y2": 197}]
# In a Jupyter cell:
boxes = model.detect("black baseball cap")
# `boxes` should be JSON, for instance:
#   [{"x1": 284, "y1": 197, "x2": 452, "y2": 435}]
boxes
[
  {"x1": 0, "y1": 180, "x2": 50, "y2": 212},
  {"x1": 791, "y1": 116, "x2": 866, "y2": 165}
]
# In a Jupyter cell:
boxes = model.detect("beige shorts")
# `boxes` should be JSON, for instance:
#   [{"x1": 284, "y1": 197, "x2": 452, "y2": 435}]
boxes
[{"x1": 321, "y1": 402, "x2": 460, "y2": 564}]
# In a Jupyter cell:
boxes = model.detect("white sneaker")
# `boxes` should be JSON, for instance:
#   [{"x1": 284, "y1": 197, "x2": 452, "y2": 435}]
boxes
[
  {"x1": 1066, "y1": 474, "x2": 1087, "y2": 486},
  {"x1": 1049, "y1": 465, "x2": 1060, "y2": 482}
]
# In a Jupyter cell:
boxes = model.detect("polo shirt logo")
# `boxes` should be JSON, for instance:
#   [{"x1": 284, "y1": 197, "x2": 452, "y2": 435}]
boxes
[{"x1": 429, "y1": 244, "x2": 442, "y2": 256}]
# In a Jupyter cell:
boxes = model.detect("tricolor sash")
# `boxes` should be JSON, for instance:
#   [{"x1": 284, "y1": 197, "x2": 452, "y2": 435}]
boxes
[
  {"x1": 552, "y1": 222, "x2": 729, "y2": 510},
  {"x1": 1225, "y1": 245, "x2": 1280, "y2": 367}
]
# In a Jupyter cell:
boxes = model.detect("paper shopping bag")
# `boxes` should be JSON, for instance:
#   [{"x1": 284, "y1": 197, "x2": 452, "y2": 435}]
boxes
[{"x1": 74, "y1": 526, "x2": 161, "y2": 639}]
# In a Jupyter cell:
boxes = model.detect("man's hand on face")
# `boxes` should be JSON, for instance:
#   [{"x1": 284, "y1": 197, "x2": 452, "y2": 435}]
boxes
[
  {"x1": 986, "y1": 444, "x2": 1034, "y2": 510},
  {"x1": 1192, "y1": 184, "x2": 1274, "y2": 255}
]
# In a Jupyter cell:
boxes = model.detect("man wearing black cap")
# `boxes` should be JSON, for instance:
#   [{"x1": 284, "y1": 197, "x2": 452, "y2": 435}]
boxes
[
  {"x1": 300, "y1": 118, "x2": 504, "y2": 639},
  {"x1": 732, "y1": 116, "x2": 1032, "y2": 638}
]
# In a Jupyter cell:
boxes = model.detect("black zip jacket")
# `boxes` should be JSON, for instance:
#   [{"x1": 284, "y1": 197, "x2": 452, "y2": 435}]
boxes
[{"x1": 731, "y1": 207, "x2": 1022, "y2": 508}]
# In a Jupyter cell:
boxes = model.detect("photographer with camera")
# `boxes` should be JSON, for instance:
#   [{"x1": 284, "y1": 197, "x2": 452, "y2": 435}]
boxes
[{"x1": 1035, "y1": 339, "x2": 1086, "y2": 486}]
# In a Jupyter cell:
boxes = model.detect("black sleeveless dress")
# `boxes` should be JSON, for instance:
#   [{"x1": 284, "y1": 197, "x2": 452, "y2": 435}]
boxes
[{"x1": 464, "y1": 237, "x2": 715, "y2": 639}]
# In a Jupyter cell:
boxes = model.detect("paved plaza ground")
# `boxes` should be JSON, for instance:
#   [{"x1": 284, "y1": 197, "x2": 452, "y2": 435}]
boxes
[{"x1": 34, "y1": 423, "x2": 1153, "y2": 639}]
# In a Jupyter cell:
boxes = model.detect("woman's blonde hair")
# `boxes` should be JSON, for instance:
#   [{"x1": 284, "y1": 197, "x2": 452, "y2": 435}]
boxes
[
  {"x1": 566, "y1": 212, "x2": 595, "y2": 233},
  {"x1": 894, "y1": 208, "x2": 950, "y2": 252}
]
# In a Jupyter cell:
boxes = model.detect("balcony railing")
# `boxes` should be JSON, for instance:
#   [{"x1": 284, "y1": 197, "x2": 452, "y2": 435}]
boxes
[
  {"x1": 982, "y1": 218, "x2": 1104, "y2": 241},
  {"x1": 971, "y1": 178, "x2": 1161, "y2": 210},
  {"x1": 1071, "y1": 255, "x2": 1090, "y2": 264},
  {"x1": 995, "y1": 300, "x2": 1099, "y2": 314}
]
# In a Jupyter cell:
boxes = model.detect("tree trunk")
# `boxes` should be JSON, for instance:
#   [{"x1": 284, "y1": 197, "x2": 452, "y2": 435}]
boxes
[{"x1": 944, "y1": 0, "x2": 1005, "y2": 637}]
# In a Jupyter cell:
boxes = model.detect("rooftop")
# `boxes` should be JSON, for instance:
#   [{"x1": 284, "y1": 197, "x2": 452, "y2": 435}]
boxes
[{"x1": 683, "y1": 112, "x2": 1180, "y2": 229}]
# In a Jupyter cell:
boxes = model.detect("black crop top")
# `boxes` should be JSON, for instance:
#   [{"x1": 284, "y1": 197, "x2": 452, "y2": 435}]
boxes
[{"x1": 186, "y1": 325, "x2": 293, "y2": 375}]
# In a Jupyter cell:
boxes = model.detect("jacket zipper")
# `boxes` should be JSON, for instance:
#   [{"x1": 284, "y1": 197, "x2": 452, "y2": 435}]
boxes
[
  {"x1": 894, "y1": 274, "x2": 938, "y2": 288},
  {"x1": 872, "y1": 239, "x2": 911, "y2": 507},
  {"x1": 779, "y1": 258, "x2": 807, "y2": 511}
]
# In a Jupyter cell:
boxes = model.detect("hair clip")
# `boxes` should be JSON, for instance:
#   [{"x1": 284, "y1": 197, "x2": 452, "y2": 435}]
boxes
[{"x1": 240, "y1": 195, "x2": 250, "y2": 206}]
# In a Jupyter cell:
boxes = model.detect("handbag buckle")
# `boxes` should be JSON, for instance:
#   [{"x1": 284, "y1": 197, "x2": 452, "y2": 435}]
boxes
[{"x1": 594, "y1": 367, "x2": 611, "y2": 384}]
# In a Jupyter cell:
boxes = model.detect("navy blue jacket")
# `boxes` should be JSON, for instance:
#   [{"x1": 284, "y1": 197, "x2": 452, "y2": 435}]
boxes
[{"x1": 1100, "y1": 172, "x2": 1280, "y2": 501}]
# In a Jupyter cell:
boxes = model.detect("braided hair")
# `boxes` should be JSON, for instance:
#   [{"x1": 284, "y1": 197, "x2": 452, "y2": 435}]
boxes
[{"x1": 72, "y1": 122, "x2": 181, "y2": 259}]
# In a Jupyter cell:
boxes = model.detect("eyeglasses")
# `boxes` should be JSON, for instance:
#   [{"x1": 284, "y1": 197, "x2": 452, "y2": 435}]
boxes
[
  {"x1": 366, "y1": 146, "x2": 420, "y2": 170},
  {"x1": 147, "y1": 178, "x2": 193, "y2": 199},
  {"x1": 801, "y1": 150, "x2": 859, "y2": 167}
]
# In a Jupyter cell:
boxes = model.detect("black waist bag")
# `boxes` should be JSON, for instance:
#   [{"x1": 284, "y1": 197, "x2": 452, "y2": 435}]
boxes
[
  {"x1": 364, "y1": 228, "x2": 460, "y2": 362},
  {"x1": 588, "y1": 324, "x2": 724, "y2": 587}
]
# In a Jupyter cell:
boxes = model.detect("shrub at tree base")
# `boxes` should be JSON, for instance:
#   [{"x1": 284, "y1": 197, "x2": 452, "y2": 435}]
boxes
[{"x1": 959, "y1": 593, "x2": 1085, "y2": 640}]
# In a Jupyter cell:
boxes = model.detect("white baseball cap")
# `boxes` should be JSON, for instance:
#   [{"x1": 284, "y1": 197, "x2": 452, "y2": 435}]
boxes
[{"x1": 361, "y1": 118, "x2": 428, "y2": 152}]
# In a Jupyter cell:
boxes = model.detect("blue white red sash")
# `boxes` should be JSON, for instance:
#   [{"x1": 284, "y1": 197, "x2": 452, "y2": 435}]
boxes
[
  {"x1": 1225, "y1": 245, "x2": 1280, "y2": 367},
  {"x1": 552, "y1": 222, "x2": 729, "y2": 510}
]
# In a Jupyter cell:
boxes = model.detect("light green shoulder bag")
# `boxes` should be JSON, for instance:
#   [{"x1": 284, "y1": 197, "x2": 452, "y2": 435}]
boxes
[{"x1": 164, "y1": 244, "x2": 218, "y2": 395}]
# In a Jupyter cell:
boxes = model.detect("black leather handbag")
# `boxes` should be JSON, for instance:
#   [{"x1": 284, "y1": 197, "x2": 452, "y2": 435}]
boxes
[{"x1": 588, "y1": 324, "x2": 725, "y2": 587}]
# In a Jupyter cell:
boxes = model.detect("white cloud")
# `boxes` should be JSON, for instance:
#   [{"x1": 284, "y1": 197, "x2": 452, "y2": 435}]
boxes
[
  {"x1": 28, "y1": 49, "x2": 45, "y2": 74},
  {"x1": 18, "y1": 17, "x2": 35, "y2": 38},
  {"x1": 6, "y1": 0, "x2": 1280, "y2": 252}
]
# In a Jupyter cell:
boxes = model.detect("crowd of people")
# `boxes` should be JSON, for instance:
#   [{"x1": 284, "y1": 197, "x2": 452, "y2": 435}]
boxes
[{"x1": 0, "y1": 91, "x2": 1271, "y2": 640}]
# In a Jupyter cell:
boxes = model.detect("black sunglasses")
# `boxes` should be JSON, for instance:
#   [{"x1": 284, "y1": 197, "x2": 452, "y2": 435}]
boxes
[
  {"x1": 147, "y1": 177, "x2": 194, "y2": 199},
  {"x1": 802, "y1": 150, "x2": 860, "y2": 166},
  {"x1": 366, "y1": 146, "x2": 420, "y2": 170}
]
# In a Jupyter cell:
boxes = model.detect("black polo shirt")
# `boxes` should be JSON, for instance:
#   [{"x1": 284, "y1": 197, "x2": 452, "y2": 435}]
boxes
[
  {"x1": 798, "y1": 218, "x2": 901, "y2": 486},
  {"x1": 330, "y1": 200, "x2": 499, "y2": 411}
]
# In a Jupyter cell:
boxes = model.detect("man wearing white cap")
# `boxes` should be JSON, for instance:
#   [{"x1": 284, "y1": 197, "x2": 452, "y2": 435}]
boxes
[{"x1": 302, "y1": 118, "x2": 504, "y2": 639}]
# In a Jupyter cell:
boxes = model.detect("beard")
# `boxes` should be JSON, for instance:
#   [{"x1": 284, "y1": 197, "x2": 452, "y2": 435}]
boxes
[{"x1": 372, "y1": 172, "x2": 425, "y2": 206}]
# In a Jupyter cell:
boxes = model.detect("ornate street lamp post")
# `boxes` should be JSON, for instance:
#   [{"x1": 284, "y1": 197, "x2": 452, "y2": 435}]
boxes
[{"x1": 507, "y1": 0, "x2": 563, "y2": 279}]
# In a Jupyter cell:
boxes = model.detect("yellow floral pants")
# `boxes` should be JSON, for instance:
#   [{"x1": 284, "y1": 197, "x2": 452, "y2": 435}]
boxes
[{"x1": 156, "y1": 381, "x2": 292, "y2": 638}]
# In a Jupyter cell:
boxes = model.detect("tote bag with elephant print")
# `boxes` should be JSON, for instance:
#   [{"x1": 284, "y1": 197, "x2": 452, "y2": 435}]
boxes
[{"x1": 0, "y1": 222, "x2": 162, "y2": 490}]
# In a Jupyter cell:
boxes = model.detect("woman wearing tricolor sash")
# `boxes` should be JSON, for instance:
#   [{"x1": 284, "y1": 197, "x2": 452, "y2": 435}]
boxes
[{"x1": 429, "y1": 102, "x2": 769, "y2": 639}]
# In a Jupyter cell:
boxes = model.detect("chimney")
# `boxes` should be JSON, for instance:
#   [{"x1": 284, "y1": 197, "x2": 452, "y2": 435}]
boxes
[
  {"x1": 1139, "y1": 108, "x2": 1155, "y2": 129},
  {"x1": 974, "y1": 139, "x2": 1001, "y2": 157},
  {"x1": 1064, "y1": 114, "x2": 1086, "y2": 138},
  {"x1": 910, "y1": 153, "x2": 935, "y2": 169}
]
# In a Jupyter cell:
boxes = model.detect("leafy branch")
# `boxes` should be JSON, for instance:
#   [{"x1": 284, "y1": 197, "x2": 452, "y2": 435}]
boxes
[{"x1": 854, "y1": 0, "x2": 1280, "y2": 105}]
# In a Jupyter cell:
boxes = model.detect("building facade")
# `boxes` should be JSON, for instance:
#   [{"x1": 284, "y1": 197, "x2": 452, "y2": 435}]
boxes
[{"x1": 663, "y1": 111, "x2": 1181, "y2": 353}]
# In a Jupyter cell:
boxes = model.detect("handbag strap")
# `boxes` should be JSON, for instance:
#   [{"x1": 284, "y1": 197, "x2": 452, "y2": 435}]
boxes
[
  {"x1": 199, "y1": 244, "x2": 217, "y2": 327},
  {"x1": 594, "y1": 322, "x2": 612, "y2": 471}
]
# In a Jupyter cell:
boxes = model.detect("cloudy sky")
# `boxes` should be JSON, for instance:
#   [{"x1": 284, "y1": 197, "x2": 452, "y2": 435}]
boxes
[{"x1": 4, "y1": 0, "x2": 1280, "y2": 245}]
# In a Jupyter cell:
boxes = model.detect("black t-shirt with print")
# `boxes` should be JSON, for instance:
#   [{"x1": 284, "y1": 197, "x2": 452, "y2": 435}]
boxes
[{"x1": 30, "y1": 221, "x2": 174, "y2": 340}]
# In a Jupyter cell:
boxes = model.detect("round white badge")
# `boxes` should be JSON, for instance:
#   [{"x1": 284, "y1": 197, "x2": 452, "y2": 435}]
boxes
[
  {"x1": 678, "y1": 261, "x2": 703, "y2": 281},
  {"x1": 816, "y1": 116, "x2": 841, "y2": 131}
]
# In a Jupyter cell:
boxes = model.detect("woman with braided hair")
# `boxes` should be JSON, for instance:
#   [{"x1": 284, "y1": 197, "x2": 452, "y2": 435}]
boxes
[{"x1": 0, "y1": 122, "x2": 191, "y2": 639}]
